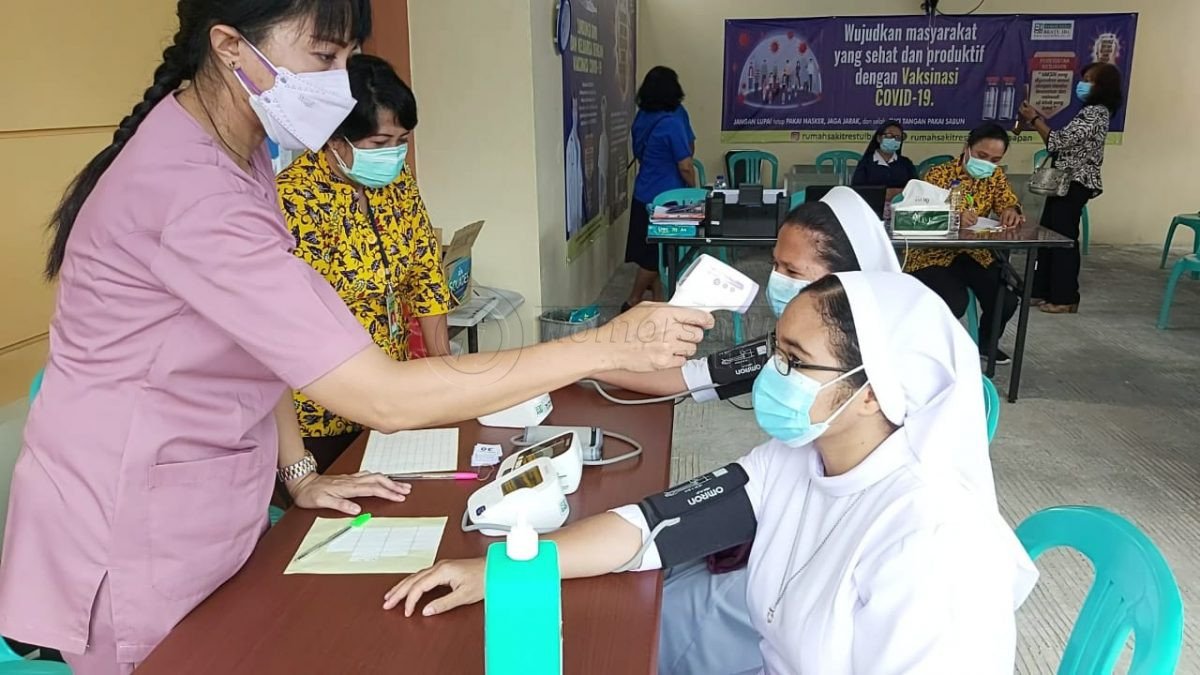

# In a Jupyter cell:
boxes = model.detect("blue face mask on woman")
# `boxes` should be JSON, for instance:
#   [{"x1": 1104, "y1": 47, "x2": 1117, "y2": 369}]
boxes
[
  {"x1": 753, "y1": 357, "x2": 868, "y2": 447},
  {"x1": 1075, "y1": 81, "x2": 1093, "y2": 102},
  {"x1": 767, "y1": 270, "x2": 811, "y2": 318},
  {"x1": 964, "y1": 155, "x2": 997, "y2": 180},
  {"x1": 335, "y1": 141, "x2": 408, "y2": 189},
  {"x1": 880, "y1": 137, "x2": 903, "y2": 153}
]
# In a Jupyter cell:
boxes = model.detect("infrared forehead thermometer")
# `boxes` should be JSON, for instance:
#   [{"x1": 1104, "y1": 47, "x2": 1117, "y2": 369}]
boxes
[{"x1": 669, "y1": 254, "x2": 759, "y2": 314}]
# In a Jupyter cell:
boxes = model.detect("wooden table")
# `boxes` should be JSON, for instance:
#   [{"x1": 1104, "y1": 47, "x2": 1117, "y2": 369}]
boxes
[
  {"x1": 649, "y1": 221, "x2": 1072, "y2": 403},
  {"x1": 138, "y1": 385, "x2": 674, "y2": 674}
]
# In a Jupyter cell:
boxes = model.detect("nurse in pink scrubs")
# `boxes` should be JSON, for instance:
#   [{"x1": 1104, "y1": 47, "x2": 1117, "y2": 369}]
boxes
[{"x1": 0, "y1": 2, "x2": 711, "y2": 673}]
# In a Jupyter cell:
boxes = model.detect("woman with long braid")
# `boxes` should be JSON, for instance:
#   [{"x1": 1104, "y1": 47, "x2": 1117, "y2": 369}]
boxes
[{"x1": 0, "y1": 2, "x2": 710, "y2": 673}]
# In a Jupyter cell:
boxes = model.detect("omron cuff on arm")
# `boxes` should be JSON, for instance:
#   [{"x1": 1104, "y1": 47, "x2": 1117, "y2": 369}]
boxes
[
  {"x1": 706, "y1": 335, "x2": 772, "y2": 401},
  {"x1": 609, "y1": 463, "x2": 757, "y2": 572}
]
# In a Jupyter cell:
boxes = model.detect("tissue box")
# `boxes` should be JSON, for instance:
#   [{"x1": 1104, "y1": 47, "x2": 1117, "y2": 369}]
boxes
[{"x1": 892, "y1": 205, "x2": 951, "y2": 237}]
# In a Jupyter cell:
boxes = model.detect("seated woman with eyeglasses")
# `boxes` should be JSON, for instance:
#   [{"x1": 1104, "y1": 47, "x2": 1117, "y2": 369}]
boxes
[
  {"x1": 851, "y1": 119, "x2": 918, "y2": 189},
  {"x1": 383, "y1": 271, "x2": 1037, "y2": 675}
]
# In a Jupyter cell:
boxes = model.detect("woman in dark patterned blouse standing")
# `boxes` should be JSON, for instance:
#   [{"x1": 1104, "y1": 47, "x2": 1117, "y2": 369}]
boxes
[{"x1": 1019, "y1": 63, "x2": 1124, "y2": 314}]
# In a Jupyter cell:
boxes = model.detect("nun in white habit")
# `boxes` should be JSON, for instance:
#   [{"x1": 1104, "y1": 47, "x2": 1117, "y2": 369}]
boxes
[{"x1": 383, "y1": 271, "x2": 1039, "y2": 675}]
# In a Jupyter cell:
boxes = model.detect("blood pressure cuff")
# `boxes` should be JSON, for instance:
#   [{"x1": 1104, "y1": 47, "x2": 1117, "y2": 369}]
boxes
[
  {"x1": 637, "y1": 463, "x2": 757, "y2": 569},
  {"x1": 706, "y1": 335, "x2": 771, "y2": 400}
]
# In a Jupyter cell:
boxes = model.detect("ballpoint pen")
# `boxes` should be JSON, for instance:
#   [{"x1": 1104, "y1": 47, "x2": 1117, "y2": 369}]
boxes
[
  {"x1": 293, "y1": 513, "x2": 372, "y2": 562},
  {"x1": 387, "y1": 472, "x2": 479, "y2": 481}
]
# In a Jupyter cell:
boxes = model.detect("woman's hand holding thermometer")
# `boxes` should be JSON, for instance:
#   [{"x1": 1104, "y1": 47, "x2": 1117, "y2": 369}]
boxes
[{"x1": 596, "y1": 303, "x2": 713, "y2": 371}]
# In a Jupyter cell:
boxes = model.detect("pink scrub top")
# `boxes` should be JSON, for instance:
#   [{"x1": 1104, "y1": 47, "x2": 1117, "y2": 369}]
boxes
[{"x1": 0, "y1": 95, "x2": 373, "y2": 662}]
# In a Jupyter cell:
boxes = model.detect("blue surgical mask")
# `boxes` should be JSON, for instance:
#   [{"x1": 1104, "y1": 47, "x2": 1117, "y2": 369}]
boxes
[
  {"x1": 767, "y1": 270, "x2": 810, "y2": 318},
  {"x1": 753, "y1": 357, "x2": 867, "y2": 447},
  {"x1": 1075, "y1": 81, "x2": 1093, "y2": 102},
  {"x1": 964, "y1": 155, "x2": 997, "y2": 180},
  {"x1": 880, "y1": 137, "x2": 903, "y2": 153},
  {"x1": 335, "y1": 141, "x2": 408, "y2": 188}
]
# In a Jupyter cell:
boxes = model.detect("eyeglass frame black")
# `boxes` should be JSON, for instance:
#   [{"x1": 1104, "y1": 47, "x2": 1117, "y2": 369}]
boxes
[{"x1": 768, "y1": 332, "x2": 853, "y2": 377}]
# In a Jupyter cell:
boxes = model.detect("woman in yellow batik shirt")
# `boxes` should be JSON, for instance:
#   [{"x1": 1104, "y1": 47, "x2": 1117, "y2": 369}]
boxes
[
  {"x1": 278, "y1": 54, "x2": 450, "y2": 471},
  {"x1": 906, "y1": 123, "x2": 1023, "y2": 364}
]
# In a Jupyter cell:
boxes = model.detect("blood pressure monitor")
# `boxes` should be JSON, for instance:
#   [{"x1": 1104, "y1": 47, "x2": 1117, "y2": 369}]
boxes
[
  {"x1": 464, "y1": 457, "x2": 570, "y2": 537},
  {"x1": 497, "y1": 430, "x2": 583, "y2": 495}
]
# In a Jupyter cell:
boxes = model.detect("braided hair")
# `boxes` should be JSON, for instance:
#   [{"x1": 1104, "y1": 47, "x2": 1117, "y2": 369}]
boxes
[{"x1": 44, "y1": 0, "x2": 371, "y2": 279}]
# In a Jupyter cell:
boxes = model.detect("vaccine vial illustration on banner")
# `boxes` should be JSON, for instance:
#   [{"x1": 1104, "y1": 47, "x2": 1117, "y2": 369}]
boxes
[
  {"x1": 1093, "y1": 32, "x2": 1121, "y2": 64},
  {"x1": 736, "y1": 31, "x2": 822, "y2": 109},
  {"x1": 597, "y1": 97, "x2": 609, "y2": 222},
  {"x1": 613, "y1": 0, "x2": 634, "y2": 99},
  {"x1": 565, "y1": 97, "x2": 585, "y2": 238}
]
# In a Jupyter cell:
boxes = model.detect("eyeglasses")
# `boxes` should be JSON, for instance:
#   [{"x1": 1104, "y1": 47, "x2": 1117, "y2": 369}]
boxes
[{"x1": 768, "y1": 332, "x2": 853, "y2": 377}]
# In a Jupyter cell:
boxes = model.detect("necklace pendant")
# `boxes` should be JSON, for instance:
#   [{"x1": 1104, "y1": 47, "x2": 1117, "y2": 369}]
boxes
[{"x1": 767, "y1": 607, "x2": 776, "y2": 624}]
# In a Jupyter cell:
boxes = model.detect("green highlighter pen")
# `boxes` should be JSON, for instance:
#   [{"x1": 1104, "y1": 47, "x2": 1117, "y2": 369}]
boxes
[{"x1": 294, "y1": 513, "x2": 372, "y2": 562}]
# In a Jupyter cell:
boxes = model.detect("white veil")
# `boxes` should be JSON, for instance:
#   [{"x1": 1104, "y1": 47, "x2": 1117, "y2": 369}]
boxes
[
  {"x1": 836, "y1": 270, "x2": 1037, "y2": 605},
  {"x1": 837, "y1": 270, "x2": 993, "y2": 500},
  {"x1": 835, "y1": 271, "x2": 1041, "y2": 605},
  {"x1": 820, "y1": 186, "x2": 900, "y2": 273}
]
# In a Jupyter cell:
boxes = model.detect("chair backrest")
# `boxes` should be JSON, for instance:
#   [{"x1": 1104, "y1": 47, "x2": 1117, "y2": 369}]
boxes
[
  {"x1": 647, "y1": 187, "x2": 710, "y2": 215},
  {"x1": 1016, "y1": 506, "x2": 1184, "y2": 675},
  {"x1": 0, "y1": 636, "x2": 72, "y2": 672},
  {"x1": 982, "y1": 375, "x2": 1000, "y2": 443},
  {"x1": 727, "y1": 151, "x2": 780, "y2": 189},
  {"x1": 917, "y1": 154, "x2": 955, "y2": 178},
  {"x1": 0, "y1": 638, "x2": 18, "y2": 663},
  {"x1": 28, "y1": 369, "x2": 44, "y2": 403},
  {"x1": 693, "y1": 158, "x2": 707, "y2": 187},
  {"x1": 1033, "y1": 148, "x2": 1049, "y2": 171},
  {"x1": 814, "y1": 150, "x2": 860, "y2": 185}
]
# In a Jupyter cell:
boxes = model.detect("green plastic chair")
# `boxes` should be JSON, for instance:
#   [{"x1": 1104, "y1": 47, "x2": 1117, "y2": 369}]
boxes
[
  {"x1": 1016, "y1": 506, "x2": 1184, "y2": 675},
  {"x1": 982, "y1": 375, "x2": 999, "y2": 443},
  {"x1": 29, "y1": 368, "x2": 289, "y2": 530},
  {"x1": 916, "y1": 154, "x2": 955, "y2": 178},
  {"x1": 1156, "y1": 254, "x2": 1200, "y2": 330},
  {"x1": 0, "y1": 639, "x2": 70, "y2": 674},
  {"x1": 27, "y1": 370, "x2": 43, "y2": 403},
  {"x1": 648, "y1": 188, "x2": 743, "y2": 344},
  {"x1": 693, "y1": 158, "x2": 707, "y2": 187},
  {"x1": 1034, "y1": 149, "x2": 1090, "y2": 255},
  {"x1": 727, "y1": 151, "x2": 779, "y2": 189},
  {"x1": 815, "y1": 150, "x2": 859, "y2": 186},
  {"x1": 1158, "y1": 213, "x2": 1200, "y2": 269},
  {"x1": 965, "y1": 288, "x2": 980, "y2": 345},
  {"x1": 789, "y1": 191, "x2": 805, "y2": 210}
]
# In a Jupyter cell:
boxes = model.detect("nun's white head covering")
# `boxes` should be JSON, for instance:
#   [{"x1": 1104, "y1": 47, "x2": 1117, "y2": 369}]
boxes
[
  {"x1": 836, "y1": 270, "x2": 992, "y2": 501},
  {"x1": 836, "y1": 270, "x2": 1037, "y2": 606},
  {"x1": 820, "y1": 186, "x2": 900, "y2": 273}
]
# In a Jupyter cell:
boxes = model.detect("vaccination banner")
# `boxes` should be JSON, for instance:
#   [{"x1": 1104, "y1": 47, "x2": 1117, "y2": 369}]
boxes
[
  {"x1": 563, "y1": 0, "x2": 637, "y2": 259},
  {"x1": 721, "y1": 13, "x2": 1137, "y2": 145}
]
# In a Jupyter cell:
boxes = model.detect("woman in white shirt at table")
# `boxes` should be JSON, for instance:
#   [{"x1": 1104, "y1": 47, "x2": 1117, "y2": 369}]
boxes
[{"x1": 384, "y1": 271, "x2": 1038, "y2": 674}]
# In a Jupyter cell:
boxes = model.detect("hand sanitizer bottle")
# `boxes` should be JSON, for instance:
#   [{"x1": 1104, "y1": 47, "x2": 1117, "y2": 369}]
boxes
[{"x1": 484, "y1": 513, "x2": 562, "y2": 674}]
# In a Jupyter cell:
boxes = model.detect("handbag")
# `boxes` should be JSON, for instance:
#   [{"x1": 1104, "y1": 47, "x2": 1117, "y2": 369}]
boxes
[{"x1": 1028, "y1": 152, "x2": 1071, "y2": 197}]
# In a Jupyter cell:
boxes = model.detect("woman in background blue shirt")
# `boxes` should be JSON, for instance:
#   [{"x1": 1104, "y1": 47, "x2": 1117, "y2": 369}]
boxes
[
  {"x1": 624, "y1": 66, "x2": 697, "y2": 309},
  {"x1": 851, "y1": 119, "x2": 918, "y2": 188}
]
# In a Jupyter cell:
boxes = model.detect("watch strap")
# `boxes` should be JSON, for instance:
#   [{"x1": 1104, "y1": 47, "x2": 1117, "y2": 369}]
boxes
[{"x1": 278, "y1": 451, "x2": 317, "y2": 484}]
